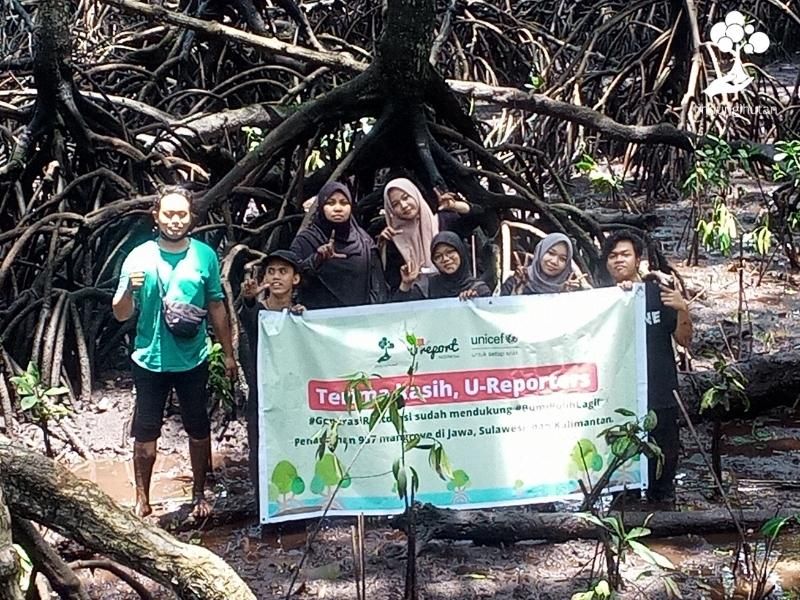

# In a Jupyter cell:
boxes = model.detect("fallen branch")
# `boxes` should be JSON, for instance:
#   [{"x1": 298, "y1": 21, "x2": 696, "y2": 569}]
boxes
[
  {"x1": 0, "y1": 485, "x2": 22, "y2": 600},
  {"x1": 0, "y1": 443, "x2": 255, "y2": 600},
  {"x1": 398, "y1": 504, "x2": 794, "y2": 544},
  {"x1": 70, "y1": 559, "x2": 154, "y2": 600},
  {"x1": 11, "y1": 519, "x2": 89, "y2": 600}
]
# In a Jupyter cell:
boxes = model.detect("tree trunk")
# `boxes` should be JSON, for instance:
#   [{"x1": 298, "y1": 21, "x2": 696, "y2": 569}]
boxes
[
  {"x1": 399, "y1": 504, "x2": 793, "y2": 545},
  {"x1": 678, "y1": 351, "x2": 800, "y2": 420},
  {"x1": 0, "y1": 443, "x2": 255, "y2": 600},
  {"x1": 0, "y1": 485, "x2": 23, "y2": 600}
]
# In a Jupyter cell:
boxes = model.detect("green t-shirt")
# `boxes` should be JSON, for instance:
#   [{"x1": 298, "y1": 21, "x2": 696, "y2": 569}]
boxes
[{"x1": 116, "y1": 239, "x2": 225, "y2": 372}]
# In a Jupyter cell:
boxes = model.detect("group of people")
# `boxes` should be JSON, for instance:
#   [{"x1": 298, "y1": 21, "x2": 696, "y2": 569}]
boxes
[{"x1": 113, "y1": 180, "x2": 692, "y2": 518}]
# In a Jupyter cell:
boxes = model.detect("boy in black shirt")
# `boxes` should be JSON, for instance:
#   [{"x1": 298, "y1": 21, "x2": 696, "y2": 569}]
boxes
[
  {"x1": 239, "y1": 250, "x2": 304, "y2": 501},
  {"x1": 602, "y1": 231, "x2": 693, "y2": 504}
]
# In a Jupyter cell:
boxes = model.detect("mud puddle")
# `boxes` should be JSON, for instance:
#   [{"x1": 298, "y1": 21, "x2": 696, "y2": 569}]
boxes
[{"x1": 69, "y1": 451, "x2": 249, "y2": 509}]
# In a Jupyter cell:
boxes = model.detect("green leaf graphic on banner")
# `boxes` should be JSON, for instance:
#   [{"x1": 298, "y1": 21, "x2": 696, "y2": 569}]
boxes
[
  {"x1": 446, "y1": 469, "x2": 471, "y2": 491},
  {"x1": 311, "y1": 454, "x2": 348, "y2": 495},
  {"x1": 569, "y1": 439, "x2": 604, "y2": 480},
  {"x1": 270, "y1": 460, "x2": 305, "y2": 502}
]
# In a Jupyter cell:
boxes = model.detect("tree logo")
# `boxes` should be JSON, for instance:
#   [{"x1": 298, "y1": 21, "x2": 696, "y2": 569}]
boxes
[
  {"x1": 377, "y1": 336, "x2": 395, "y2": 363},
  {"x1": 705, "y1": 11, "x2": 770, "y2": 98}
]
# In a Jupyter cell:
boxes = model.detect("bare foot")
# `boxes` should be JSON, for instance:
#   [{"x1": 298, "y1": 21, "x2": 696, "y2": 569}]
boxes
[
  {"x1": 191, "y1": 495, "x2": 211, "y2": 519},
  {"x1": 134, "y1": 500, "x2": 152, "y2": 518}
]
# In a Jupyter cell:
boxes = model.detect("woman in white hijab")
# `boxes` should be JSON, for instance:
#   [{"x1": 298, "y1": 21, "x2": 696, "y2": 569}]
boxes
[{"x1": 379, "y1": 178, "x2": 440, "y2": 290}]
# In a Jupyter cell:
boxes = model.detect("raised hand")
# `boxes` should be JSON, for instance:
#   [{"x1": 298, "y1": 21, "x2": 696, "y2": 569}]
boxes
[
  {"x1": 378, "y1": 225, "x2": 403, "y2": 242},
  {"x1": 617, "y1": 280, "x2": 635, "y2": 291},
  {"x1": 128, "y1": 271, "x2": 145, "y2": 291},
  {"x1": 435, "y1": 186, "x2": 470, "y2": 214},
  {"x1": 242, "y1": 276, "x2": 268, "y2": 300},
  {"x1": 659, "y1": 284, "x2": 688, "y2": 312},
  {"x1": 399, "y1": 260, "x2": 420, "y2": 291},
  {"x1": 512, "y1": 251, "x2": 532, "y2": 293},
  {"x1": 317, "y1": 231, "x2": 347, "y2": 261}
]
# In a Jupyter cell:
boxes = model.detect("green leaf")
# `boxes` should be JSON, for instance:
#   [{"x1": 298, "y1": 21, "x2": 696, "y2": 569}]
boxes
[
  {"x1": 26, "y1": 362, "x2": 39, "y2": 380},
  {"x1": 19, "y1": 396, "x2": 38, "y2": 411},
  {"x1": 643, "y1": 410, "x2": 658, "y2": 432},
  {"x1": 389, "y1": 402, "x2": 402, "y2": 434},
  {"x1": 11, "y1": 380, "x2": 33, "y2": 396},
  {"x1": 615, "y1": 408, "x2": 636, "y2": 417},
  {"x1": 409, "y1": 466, "x2": 420, "y2": 495},
  {"x1": 435, "y1": 447, "x2": 454, "y2": 480},
  {"x1": 396, "y1": 467, "x2": 407, "y2": 500},
  {"x1": 626, "y1": 526, "x2": 651, "y2": 540},
  {"x1": 44, "y1": 387, "x2": 69, "y2": 397},
  {"x1": 578, "y1": 513, "x2": 607, "y2": 529},
  {"x1": 629, "y1": 540, "x2": 675, "y2": 569},
  {"x1": 368, "y1": 409, "x2": 381, "y2": 431},
  {"x1": 595, "y1": 580, "x2": 611, "y2": 597},
  {"x1": 760, "y1": 515, "x2": 792, "y2": 539},
  {"x1": 663, "y1": 575, "x2": 683, "y2": 598},
  {"x1": 404, "y1": 434, "x2": 421, "y2": 452}
]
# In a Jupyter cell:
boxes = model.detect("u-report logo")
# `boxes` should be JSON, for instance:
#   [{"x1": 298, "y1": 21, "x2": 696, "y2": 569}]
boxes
[{"x1": 705, "y1": 10, "x2": 770, "y2": 98}]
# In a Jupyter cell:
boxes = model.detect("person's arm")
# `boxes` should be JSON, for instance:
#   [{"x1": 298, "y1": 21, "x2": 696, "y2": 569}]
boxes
[
  {"x1": 206, "y1": 253, "x2": 236, "y2": 377},
  {"x1": 112, "y1": 287, "x2": 136, "y2": 321},
  {"x1": 392, "y1": 286, "x2": 424, "y2": 302},
  {"x1": 500, "y1": 275, "x2": 517, "y2": 296},
  {"x1": 660, "y1": 285, "x2": 693, "y2": 347},
  {"x1": 112, "y1": 256, "x2": 141, "y2": 321},
  {"x1": 291, "y1": 233, "x2": 342, "y2": 275},
  {"x1": 208, "y1": 300, "x2": 237, "y2": 378}
]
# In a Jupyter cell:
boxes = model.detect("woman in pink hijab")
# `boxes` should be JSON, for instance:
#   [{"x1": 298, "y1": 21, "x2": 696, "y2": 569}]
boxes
[{"x1": 380, "y1": 178, "x2": 472, "y2": 292}]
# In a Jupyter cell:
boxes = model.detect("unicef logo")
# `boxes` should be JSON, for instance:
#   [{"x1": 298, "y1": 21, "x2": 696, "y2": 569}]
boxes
[{"x1": 705, "y1": 10, "x2": 770, "y2": 98}]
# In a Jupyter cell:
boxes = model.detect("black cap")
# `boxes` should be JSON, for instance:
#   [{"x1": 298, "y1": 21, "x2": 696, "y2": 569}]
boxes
[{"x1": 263, "y1": 249, "x2": 301, "y2": 270}]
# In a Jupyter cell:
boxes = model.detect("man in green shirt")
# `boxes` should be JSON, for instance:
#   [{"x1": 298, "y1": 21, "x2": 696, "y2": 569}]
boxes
[{"x1": 113, "y1": 188, "x2": 236, "y2": 518}]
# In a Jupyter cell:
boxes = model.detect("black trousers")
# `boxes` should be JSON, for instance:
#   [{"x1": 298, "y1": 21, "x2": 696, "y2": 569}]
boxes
[
  {"x1": 648, "y1": 406, "x2": 680, "y2": 500},
  {"x1": 131, "y1": 361, "x2": 210, "y2": 442}
]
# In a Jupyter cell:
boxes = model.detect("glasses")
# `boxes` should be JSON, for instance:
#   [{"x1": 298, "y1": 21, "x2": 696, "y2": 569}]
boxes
[{"x1": 432, "y1": 248, "x2": 459, "y2": 263}]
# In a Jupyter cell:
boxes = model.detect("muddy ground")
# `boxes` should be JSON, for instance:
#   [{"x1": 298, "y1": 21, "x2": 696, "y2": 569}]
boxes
[{"x1": 16, "y1": 182, "x2": 800, "y2": 599}]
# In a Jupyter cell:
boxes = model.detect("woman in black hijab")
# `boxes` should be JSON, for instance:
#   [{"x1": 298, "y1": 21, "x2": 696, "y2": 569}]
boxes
[
  {"x1": 395, "y1": 231, "x2": 491, "y2": 301},
  {"x1": 290, "y1": 182, "x2": 387, "y2": 309}
]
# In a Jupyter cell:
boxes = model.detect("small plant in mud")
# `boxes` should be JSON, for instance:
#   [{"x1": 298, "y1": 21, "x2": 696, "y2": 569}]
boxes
[
  {"x1": 572, "y1": 409, "x2": 679, "y2": 596},
  {"x1": 286, "y1": 333, "x2": 454, "y2": 600},
  {"x1": 577, "y1": 408, "x2": 662, "y2": 511},
  {"x1": 207, "y1": 340, "x2": 235, "y2": 420},
  {"x1": 571, "y1": 579, "x2": 614, "y2": 600},
  {"x1": 696, "y1": 198, "x2": 739, "y2": 256},
  {"x1": 699, "y1": 350, "x2": 749, "y2": 488},
  {"x1": 575, "y1": 153, "x2": 624, "y2": 201},
  {"x1": 8, "y1": 362, "x2": 71, "y2": 457},
  {"x1": 682, "y1": 135, "x2": 754, "y2": 263},
  {"x1": 768, "y1": 140, "x2": 800, "y2": 270},
  {"x1": 722, "y1": 513, "x2": 800, "y2": 600}
]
